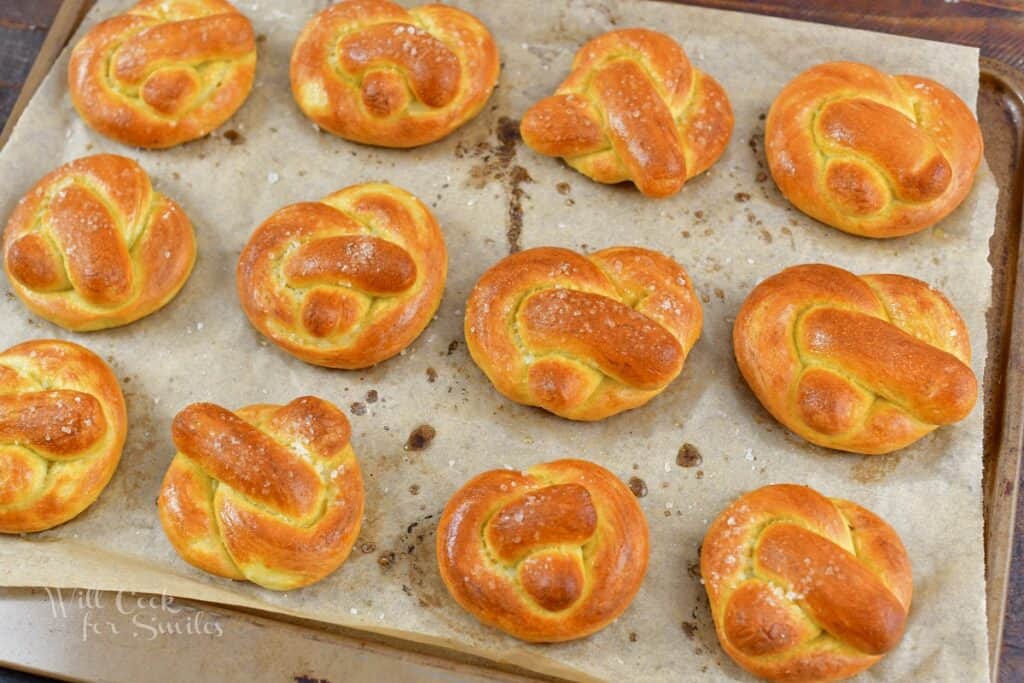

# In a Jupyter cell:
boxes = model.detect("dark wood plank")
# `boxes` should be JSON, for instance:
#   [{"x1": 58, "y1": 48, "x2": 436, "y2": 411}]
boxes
[
  {"x1": 1007, "y1": 491, "x2": 1024, "y2": 681},
  {"x1": 0, "y1": 0, "x2": 1022, "y2": 681},
  {"x1": 0, "y1": 0, "x2": 63, "y2": 29},
  {"x1": 0, "y1": 0, "x2": 58, "y2": 130},
  {"x1": 675, "y1": 0, "x2": 1024, "y2": 71}
]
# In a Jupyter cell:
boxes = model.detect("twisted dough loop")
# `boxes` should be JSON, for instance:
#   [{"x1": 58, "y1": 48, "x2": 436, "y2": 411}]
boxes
[
  {"x1": 3, "y1": 154, "x2": 196, "y2": 331},
  {"x1": 290, "y1": 0, "x2": 499, "y2": 147},
  {"x1": 0, "y1": 340, "x2": 126, "y2": 533},
  {"x1": 733, "y1": 264, "x2": 977, "y2": 454},
  {"x1": 520, "y1": 28, "x2": 733, "y2": 198},
  {"x1": 236, "y1": 182, "x2": 447, "y2": 369},
  {"x1": 766, "y1": 62, "x2": 982, "y2": 237},
  {"x1": 158, "y1": 397, "x2": 363, "y2": 591},
  {"x1": 465, "y1": 246, "x2": 702, "y2": 421},
  {"x1": 68, "y1": 0, "x2": 255, "y2": 148},
  {"x1": 702, "y1": 484, "x2": 912, "y2": 682},
  {"x1": 437, "y1": 459, "x2": 649, "y2": 642}
]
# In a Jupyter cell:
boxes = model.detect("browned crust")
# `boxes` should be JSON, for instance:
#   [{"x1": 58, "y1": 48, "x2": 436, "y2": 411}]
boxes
[
  {"x1": 3, "y1": 154, "x2": 196, "y2": 331},
  {"x1": 68, "y1": 0, "x2": 255, "y2": 148},
  {"x1": 436, "y1": 459, "x2": 649, "y2": 642},
  {"x1": 236, "y1": 182, "x2": 447, "y2": 369},
  {"x1": 290, "y1": 0, "x2": 499, "y2": 148},
  {"x1": 0, "y1": 339, "x2": 126, "y2": 533},
  {"x1": 765, "y1": 61, "x2": 983, "y2": 237},
  {"x1": 157, "y1": 397, "x2": 364, "y2": 591},
  {"x1": 520, "y1": 28, "x2": 733, "y2": 198},
  {"x1": 464, "y1": 245, "x2": 702, "y2": 420},
  {"x1": 702, "y1": 484, "x2": 913, "y2": 682},
  {"x1": 733, "y1": 263, "x2": 977, "y2": 454}
]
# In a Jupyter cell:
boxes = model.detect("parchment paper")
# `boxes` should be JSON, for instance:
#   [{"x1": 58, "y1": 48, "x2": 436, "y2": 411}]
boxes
[{"x1": 0, "y1": 1, "x2": 996, "y2": 680}]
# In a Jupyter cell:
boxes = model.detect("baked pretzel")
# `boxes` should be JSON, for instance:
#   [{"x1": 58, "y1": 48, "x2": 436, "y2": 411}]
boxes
[
  {"x1": 766, "y1": 62, "x2": 983, "y2": 238},
  {"x1": 464, "y1": 246, "x2": 702, "y2": 420},
  {"x1": 0, "y1": 339, "x2": 126, "y2": 533},
  {"x1": 236, "y1": 182, "x2": 447, "y2": 369},
  {"x1": 3, "y1": 154, "x2": 196, "y2": 331},
  {"x1": 68, "y1": 0, "x2": 256, "y2": 148},
  {"x1": 290, "y1": 0, "x2": 499, "y2": 147},
  {"x1": 158, "y1": 397, "x2": 363, "y2": 591},
  {"x1": 702, "y1": 484, "x2": 912, "y2": 681},
  {"x1": 520, "y1": 28, "x2": 733, "y2": 198},
  {"x1": 437, "y1": 459, "x2": 649, "y2": 642},
  {"x1": 733, "y1": 264, "x2": 977, "y2": 454}
]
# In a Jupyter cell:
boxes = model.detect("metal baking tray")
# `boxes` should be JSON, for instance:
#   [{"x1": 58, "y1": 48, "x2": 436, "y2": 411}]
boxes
[{"x1": 0, "y1": 2, "x2": 1020, "y2": 681}]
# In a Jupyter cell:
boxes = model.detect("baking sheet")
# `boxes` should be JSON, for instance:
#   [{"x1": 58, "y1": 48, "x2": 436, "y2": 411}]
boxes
[{"x1": 0, "y1": 1, "x2": 997, "y2": 680}]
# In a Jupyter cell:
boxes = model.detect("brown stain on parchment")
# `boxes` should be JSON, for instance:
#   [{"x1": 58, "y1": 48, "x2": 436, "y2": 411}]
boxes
[
  {"x1": 377, "y1": 512, "x2": 484, "y2": 640},
  {"x1": 849, "y1": 454, "x2": 901, "y2": 483},
  {"x1": 457, "y1": 116, "x2": 533, "y2": 253}
]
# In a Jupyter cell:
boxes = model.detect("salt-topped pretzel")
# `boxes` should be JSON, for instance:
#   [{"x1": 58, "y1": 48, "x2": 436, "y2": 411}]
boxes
[
  {"x1": 702, "y1": 484, "x2": 913, "y2": 681},
  {"x1": 290, "y1": 0, "x2": 499, "y2": 147},
  {"x1": 0, "y1": 339, "x2": 126, "y2": 533},
  {"x1": 158, "y1": 397, "x2": 364, "y2": 591},
  {"x1": 3, "y1": 154, "x2": 196, "y2": 331},
  {"x1": 236, "y1": 182, "x2": 447, "y2": 369},
  {"x1": 733, "y1": 264, "x2": 977, "y2": 454},
  {"x1": 766, "y1": 62, "x2": 982, "y2": 237},
  {"x1": 68, "y1": 0, "x2": 256, "y2": 148},
  {"x1": 437, "y1": 459, "x2": 649, "y2": 642},
  {"x1": 520, "y1": 28, "x2": 733, "y2": 198},
  {"x1": 464, "y1": 246, "x2": 702, "y2": 421}
]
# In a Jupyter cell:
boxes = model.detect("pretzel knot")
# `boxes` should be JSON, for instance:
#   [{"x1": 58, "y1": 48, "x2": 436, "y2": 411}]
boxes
[
  {"x1": 3, "y1": 154, "x2": 196, "y2": 331},
  {"x1": 766, "y1": 62, "x2": 983, "y2": 238},
  {"x1": 520, "y1": 28, "x2": 733, "y2": 198},
  {"x1": 158, "y1": 397, "x2": 364, "y2": 591},
  {"x1": 237, "y1": 182, "x2": 447, "y2": 369},
  {"x1": 465, "y1": 246, "x2": 702, "y2": 421},
  {"x1": 702, "y1": 484, "x2": 913, "y2": 682},
  {"x1": 733, "y1": 264, "x2": 977, "y2": 454},
  {"x1": 437, "y1": 459, "x2": 649, "y2": 642},
  {"x1": 68, "y1": 0, "x2": 256, "y2": 148},
  {"x1": 290, "y1": 0, "x2": 500, "y2": 147},
  {"x1": 0, "y1": 340, "x2": 126, "y2": 533}
]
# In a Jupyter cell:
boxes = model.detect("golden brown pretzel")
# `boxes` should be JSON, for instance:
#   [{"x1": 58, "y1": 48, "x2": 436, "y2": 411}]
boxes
[
  {"x1": 464, "y1": 246, "x2": 702, "y2": 421},
  {"x1": 158, "y1": 397, "x2": 363, "y2": 591},
  {"x1": 520, "y1": 28, "x2": 733, "y2": 198},
  {"x1": 733, "y1": 264, "x2": 976, "y2": 454},
  {"x1": 437, "y1": 459, "x2": 649, "y2": 642},
  {"x1": 68, "y1": 0, "x2": 256, "y2": 148},
  {"x1": 766, "y1": 62, "x2": 982, "y2": 238},
  {"x1": 236, "y1": 182, "x2": 447, "y2": 369},
  {"x1": 0, "y1": 339, "x2": 126, "y2": 533},
  {"x1": 3, "y1": 154, "x2": 196, "y2": 331},
  {"x1": 702, "y1": 484, "x2": 912, "y2": 682},
  {"x1": 290, "y1": 0, "x2": 499, "y2": 147}
]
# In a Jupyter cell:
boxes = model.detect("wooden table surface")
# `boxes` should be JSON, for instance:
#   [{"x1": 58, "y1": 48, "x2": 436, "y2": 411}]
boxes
[{"x1": 0, "y1": 0, "x2": 1021, "y2": 681}]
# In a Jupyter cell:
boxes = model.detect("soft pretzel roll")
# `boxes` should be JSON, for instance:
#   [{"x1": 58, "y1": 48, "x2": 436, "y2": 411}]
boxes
[
  {"x1": 437, "y1": 459, "x2": 649, "y2": 642},
  {"x1": 766, "y1": 62, "x2": 983, "y2": 238},
  {"x1": 520, "y1": 28, "x2": 733, "y2": 198},
  {"x1": 3, "y1": 154, "x2": 196, "y2": 331},
  {"x1": 0, "y1": 340, "x2": 126, "y2": 533},
  {"x1": 290, "y1": 0, "x2": 499, "y2": 147},
  {"x1": 702, "y1": 484, "x2": 912, "y2": 681},
  {"x1": 236, "y1": 182, "x2": 446, "y2": 369},
  {"x1": 465, "y1": 246, "x2": 702, "y2": 421},
  {"x1": 68, "y1": 0, "x2": 256, "y2": 148},
  {"x1": 158, "y1": 397, "x2": 363, "y2": 591},
  {"x1": 734, "y1": 264, "x2": 976, "y2": 454}
]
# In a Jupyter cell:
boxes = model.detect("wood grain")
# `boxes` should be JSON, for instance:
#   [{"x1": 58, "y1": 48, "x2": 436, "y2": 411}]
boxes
[
  {"x1": 676, "y1": 0, "x2": 1024, "y2": 71},
  {"x1": 0, "y1": 0, "x2": 60, "y2": 129},
  {"x1": 0, "y1": 0, "x2": 1021, "y2": 681}
]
